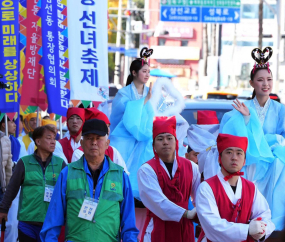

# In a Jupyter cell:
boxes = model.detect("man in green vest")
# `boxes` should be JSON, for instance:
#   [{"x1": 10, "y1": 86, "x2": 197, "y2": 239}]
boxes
[
  {"x1": 0, "y1": 124, "x2": 66, "y2": 242},
  {"x1": 40, "y1": 119, "x2": 139, "y2": 242}
]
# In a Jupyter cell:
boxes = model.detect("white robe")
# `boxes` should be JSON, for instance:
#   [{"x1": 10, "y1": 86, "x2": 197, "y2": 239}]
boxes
[
  {"x1": 196, "y1": 170, "x2": 275, "y2": 242},
  {"x1": 137, "y1": 158, "x2": 201, "y2": 242},
  {"x1": 27, "y1": 140, "x2": 68, "y2": 164},
  {"x1": 71, "y1": 146, "x2": 129, "y2": 175}
]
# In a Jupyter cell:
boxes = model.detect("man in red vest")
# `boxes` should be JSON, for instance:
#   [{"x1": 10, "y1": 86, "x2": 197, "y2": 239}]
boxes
[
  {"x1": 58, "y1": 108, "x2": 85, "y2": 163},
  {"x1": 196, "y1": 133, "x2": 275, "y2": 242},
  {"x1": 71, "y1": 108, "x2": 129, "y2": 174},
  {"x1": 138, "y1": 116, "x2": 200, "y2": 242}
]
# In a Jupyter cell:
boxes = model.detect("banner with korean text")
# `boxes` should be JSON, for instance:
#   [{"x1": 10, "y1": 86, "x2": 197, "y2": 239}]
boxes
[
  {"x1": 0, "y1": 0, "x2": 19, "y2": 113},
  {"x1": 20, "y1": 0, "x2": 47, "y2": 111},
  {"x1": 41, "y1": 0, "x2": 70, "y2": 116},
  {"x1": 67, "y1": 0, "x2": 109, "y2": 101}
]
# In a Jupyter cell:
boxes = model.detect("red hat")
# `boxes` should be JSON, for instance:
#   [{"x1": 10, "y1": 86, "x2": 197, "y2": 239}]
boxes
[
  {"x1": 217, "y1": 133, "x2": 248, "y2": 181},
  {"x1": 153, "y1": 116, "x2": 181, "y2": 176},
  {"x1": 217, "y1": 133, "x2": 248, "y2": 155},
  {"x1": 66, "y1": 107, "x2": 85, "y2": 139},
  {"x1": 85, "y1": 108, "x2": 110, "y2": 125},
  {"x1": 197, "y1": 110, "x2": 219, "y2": 125},
  {"x1": 153, "y1": 116, "x2": 177, "y2": 140}
]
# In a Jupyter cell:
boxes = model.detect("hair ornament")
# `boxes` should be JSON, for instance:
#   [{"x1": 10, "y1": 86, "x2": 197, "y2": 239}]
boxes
[
  {"x1": 251, "y1": 47, "x2": 273, "y2": 73},
  {"x1": 140, "y1": 47, "x2": 153, "y2": 65}
]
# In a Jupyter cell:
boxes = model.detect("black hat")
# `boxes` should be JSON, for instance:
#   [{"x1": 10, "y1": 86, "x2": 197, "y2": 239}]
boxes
[{"x1": 82, "y1": 119, "x2": 108, "y2": 137}]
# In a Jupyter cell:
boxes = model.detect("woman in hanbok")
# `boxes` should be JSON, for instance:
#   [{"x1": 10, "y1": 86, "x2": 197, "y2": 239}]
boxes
[
  {"x1": 109, "y1": 48, "x2": 155, "y2": 239},
  {"x1": 110, "y1": 48, "x2": 154, "y2": 199},
  {"x1": 220, "y1": 47, "x2": 285, "y2": 230}
]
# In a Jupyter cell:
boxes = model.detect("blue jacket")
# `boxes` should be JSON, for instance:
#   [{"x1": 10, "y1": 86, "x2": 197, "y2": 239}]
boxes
[{"x1": 40, "y1": 156, "x2": 139, "y2": 242}]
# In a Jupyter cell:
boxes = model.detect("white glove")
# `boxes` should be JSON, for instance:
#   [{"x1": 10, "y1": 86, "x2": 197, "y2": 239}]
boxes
[
  {"x1": 186, "y1": 208, "x2": 196, "y2": 220},
  {"x1": 251, "y1": 231, "x2": 266, "y2": 241},
  {"x1": 249, "y1": 220, "x2": 266, "y2": 238}
]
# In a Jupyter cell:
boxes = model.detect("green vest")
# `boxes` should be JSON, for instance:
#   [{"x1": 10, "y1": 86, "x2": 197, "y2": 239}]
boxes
[
  {"x1": 18, "y1": 154, "x2": 63, "y2": 222},
  {"x1": 66, "y1": 156, "x2": 124, "y2": 242}
]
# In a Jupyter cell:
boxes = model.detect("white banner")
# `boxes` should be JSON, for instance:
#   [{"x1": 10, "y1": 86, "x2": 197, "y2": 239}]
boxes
[{"x1": 68, "y1": 0, "x2": 109, "y2": 101}]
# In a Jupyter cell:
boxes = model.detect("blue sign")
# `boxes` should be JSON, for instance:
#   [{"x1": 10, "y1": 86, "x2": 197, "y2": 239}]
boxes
[
  {"x1": 125, "y1": 49, "x2": 138, "y2": 57},
  {"x1": 108, "y1": 46, "x2": 125, "y2": 53},
  {"x1": 201, "y1": 7, "x2": 240, "y2": 23},
  {"x1": 160, "y1": 6, "x2": 201, "y2": 22},
  {"x1": 160, "y1": 5, "x2": 240, "y2": 23}
]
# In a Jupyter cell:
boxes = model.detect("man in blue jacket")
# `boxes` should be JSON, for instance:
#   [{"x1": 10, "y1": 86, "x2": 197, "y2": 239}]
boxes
[{"x1": 40, "y1": 119, "x2": 139, "y2": 242}]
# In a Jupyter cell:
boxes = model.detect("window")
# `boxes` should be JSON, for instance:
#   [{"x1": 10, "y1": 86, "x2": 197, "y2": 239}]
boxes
[
  {"x1": 181, "y1": 40, "x2": 189, "y2": 46},
  {"x1": 158, "y1": 38, "x2": 166, "y2": 46},
  {"x1": 241, "y1": 4, "x2": 276, "y2": 19}
]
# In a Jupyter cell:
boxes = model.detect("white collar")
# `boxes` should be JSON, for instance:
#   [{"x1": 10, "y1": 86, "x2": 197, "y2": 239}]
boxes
[
  {"x1": 253, "y1": 96, "x2": 271, "y2": 126},
  {"x1": 217, "y1": 170, "x2": 242, "y2": 204},
  {"x1": 131, "y1": 82, "x2": 148, "y2": 100}
]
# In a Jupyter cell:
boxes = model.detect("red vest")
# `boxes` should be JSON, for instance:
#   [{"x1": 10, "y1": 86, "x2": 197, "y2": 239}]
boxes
[
  {"x1": 78, "y1": 146, "x2": 114, "y2": 161},
  {"x1": 198, "y1": 175, "x2": 255, "y2": 242},
  {"x1": 58, "y1": 137, "x2": 74, "y2": 164},
  {"x1": 141, "y1": 157, "x2": 195, "y2": 242}
]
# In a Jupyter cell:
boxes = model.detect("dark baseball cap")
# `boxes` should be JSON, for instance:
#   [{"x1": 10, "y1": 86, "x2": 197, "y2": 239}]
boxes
[{"x1": 82, "y1": 119, "x2": 108, "y2": 137}]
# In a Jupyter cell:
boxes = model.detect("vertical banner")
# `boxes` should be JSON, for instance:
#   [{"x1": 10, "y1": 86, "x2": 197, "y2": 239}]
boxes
[
  {"x1": 0, "y1": 0, "x2": 19, "y2": 113},
  {"x1": 20, "y1": 0, "x2": 47, "y2": 110},
  {"x1": 68, "y1": 0, "x2": 109, "y2": 101},
  {"x1": 41, "y1": 0, "x2": 69, "y2": 116}
]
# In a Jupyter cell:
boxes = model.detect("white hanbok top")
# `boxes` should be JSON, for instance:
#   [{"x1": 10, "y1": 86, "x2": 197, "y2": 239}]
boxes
[
  {"x1": 138, "y1": 158, "x2": 201, "y2": 242},
  {"x1": 196, "y1": 170, "x2": 275, "y2": 242}
]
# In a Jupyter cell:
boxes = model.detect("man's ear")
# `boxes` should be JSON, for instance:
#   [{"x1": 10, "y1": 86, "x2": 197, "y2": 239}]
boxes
[
  {"x1": 106, "y1": 139, "x2": 110, "y2": 148},
  {"x1": 0, "y1": 122, "x2": 5, "y2": 131},
  {"x1": 35, "y1": 139, "x2": 40, "y2": 147},
  {"x1": 185, "y1": 153, "x2": 189, "y2": 159},
  {"x1": 80, "y1": 139, "x2": 83, "y2": 147}
]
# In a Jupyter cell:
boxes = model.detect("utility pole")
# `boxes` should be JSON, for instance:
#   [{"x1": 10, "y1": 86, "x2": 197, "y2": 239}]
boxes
[
  {"x1": 274, "y1": 0, "x2": 282, "y2": 93},
  {"x1": 213, "y1": 24, "x2": 217, "y2": 56},
  {"x1": 203, "y1": 23, "x2": 208, "y2": 76},
  {"x1": 124, "y1": 0, "x2": 132, "y2": 84},
  {"x1": 258, "y1": 0, "x2": 263, "y2": 49},
  {"x1": 217, "y1": 24, "x2": 222, "y2": 90},
  {"x1": 114, "y1": 0, "x2": 123, "y2": 86}
]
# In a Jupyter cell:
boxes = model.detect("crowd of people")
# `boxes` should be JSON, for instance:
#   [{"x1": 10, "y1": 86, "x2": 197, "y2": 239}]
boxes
[{"x1": 0, "y1": 46, "x2": 284, "y2": 242}]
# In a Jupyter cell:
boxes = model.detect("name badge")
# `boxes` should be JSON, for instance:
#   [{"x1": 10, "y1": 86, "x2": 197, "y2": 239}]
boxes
[
  {"x1": 78, "y1": 197, "x2": 99, "y2": 222},
  {"x1": 44, "y1": 185, "x2": 54, "y2": 203}
]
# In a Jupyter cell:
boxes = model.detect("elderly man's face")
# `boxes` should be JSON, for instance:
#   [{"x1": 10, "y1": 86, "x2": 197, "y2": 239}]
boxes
[
  {"x1": 81, "y1": 133, "x2": 109, "y2": 159},
  {"x1": 35, "y1": 129, "x2": 56, "y2": 153}
]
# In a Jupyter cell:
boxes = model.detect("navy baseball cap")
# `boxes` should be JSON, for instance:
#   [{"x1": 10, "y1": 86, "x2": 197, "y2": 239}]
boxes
[{"x1": 82, "y1": 119, "x2": 108, "y2": 137}]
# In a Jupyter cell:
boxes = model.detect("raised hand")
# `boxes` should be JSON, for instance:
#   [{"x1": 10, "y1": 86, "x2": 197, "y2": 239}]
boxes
[
  {"x1": 144, "y1": 82, "x2": 153, "y2": 105},
  {"x1": 232, "y1": 99, "x2": 250, "y2": 116}
]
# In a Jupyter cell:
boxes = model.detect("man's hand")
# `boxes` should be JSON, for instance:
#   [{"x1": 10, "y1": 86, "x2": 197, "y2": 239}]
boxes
[
  {"x1": 249, "y1": 219, "x2": 267, "y2": 240},
  {"x1": 186, "y1": 208, "x2": 197, "y2": 220},
  {"x1": 0, "y1": 213, "x2": 8, "y2": 222}
]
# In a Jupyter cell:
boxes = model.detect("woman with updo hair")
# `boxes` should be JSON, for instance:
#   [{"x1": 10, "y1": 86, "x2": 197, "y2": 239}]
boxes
[
  {"x1": 220, "y1": 47, "x2": 285, "y2": 231},
  {"x1": 110, "y1": 48, "x2": 154, "y2": 198}
]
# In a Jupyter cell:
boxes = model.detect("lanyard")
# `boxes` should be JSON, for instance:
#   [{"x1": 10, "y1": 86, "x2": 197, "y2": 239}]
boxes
[{"x1": 43, "y1": 158, "x2": 56, "y2": 186}]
